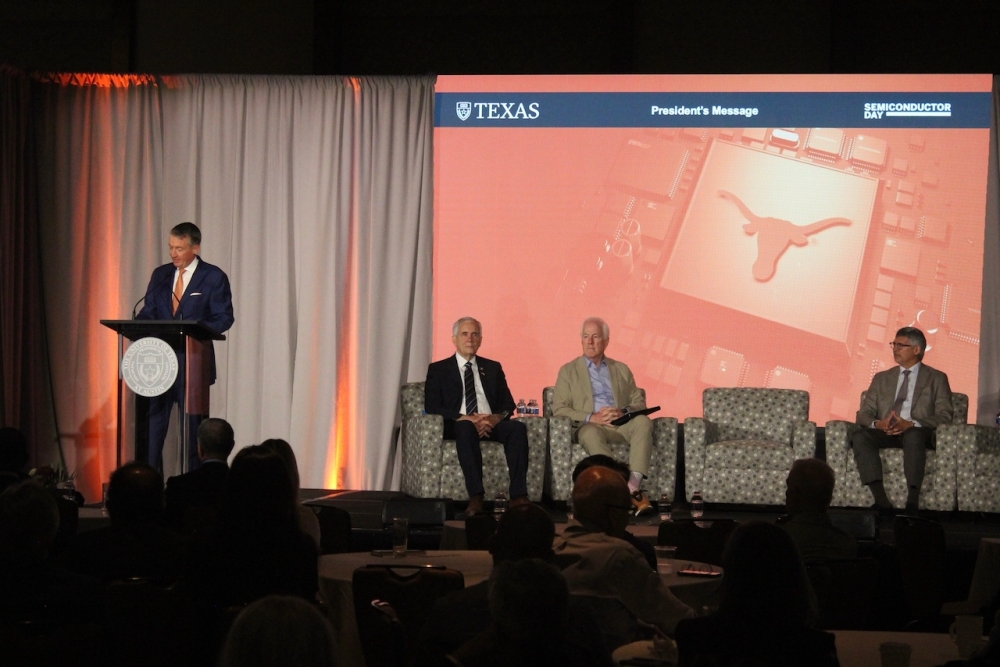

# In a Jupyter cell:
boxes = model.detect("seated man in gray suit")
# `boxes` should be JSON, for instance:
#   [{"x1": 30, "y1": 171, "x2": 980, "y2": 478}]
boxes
[
  {"x1": 851, "y1": 326, "x2": 953, "y2": 512},
  {"x1": 553, "y1": 317, "x2": 654, "y2": 515}
]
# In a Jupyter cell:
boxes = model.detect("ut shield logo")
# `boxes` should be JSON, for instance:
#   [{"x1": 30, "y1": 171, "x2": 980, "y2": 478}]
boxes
[{"x1": 456, "y1": 102, "x2": 472, "y2": 121}]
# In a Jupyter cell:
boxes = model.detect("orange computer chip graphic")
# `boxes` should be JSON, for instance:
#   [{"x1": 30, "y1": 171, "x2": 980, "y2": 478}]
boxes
[{"x1": 661, "y1": 140, "x2": 877, "y2": 344}]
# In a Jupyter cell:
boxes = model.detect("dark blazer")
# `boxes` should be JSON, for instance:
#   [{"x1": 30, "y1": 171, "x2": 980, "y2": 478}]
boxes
[
  {"x1": 424, "y1": 355, "x2": 516, "y2": 420},
  {"x1": 163, "y1": 460, "x2": 229, "y2": 530},
  {"x1": 136, "y1": 257, "x2": 235, "y2": 382},
  {"x1": 856, "y1": 362, "x2": 953, "y2": 429}
]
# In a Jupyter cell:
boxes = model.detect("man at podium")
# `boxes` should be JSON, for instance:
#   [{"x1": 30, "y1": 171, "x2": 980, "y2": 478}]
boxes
[{"x1": 136, "y1": 222, "x2": 234, "y2": 472}]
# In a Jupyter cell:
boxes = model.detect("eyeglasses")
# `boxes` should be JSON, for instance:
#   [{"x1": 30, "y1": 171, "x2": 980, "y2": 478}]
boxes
[{"x1": 889, "y1": 342, "x2": 915, "y2": 350}]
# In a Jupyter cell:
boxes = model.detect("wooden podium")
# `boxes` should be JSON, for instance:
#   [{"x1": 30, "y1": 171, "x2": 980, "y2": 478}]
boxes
[{"x1": 100, "y1": 320, "x2": 225, "y2": 472}]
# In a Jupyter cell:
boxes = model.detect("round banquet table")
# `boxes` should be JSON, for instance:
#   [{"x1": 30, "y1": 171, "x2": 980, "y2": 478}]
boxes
[
  {"x1": 440, "y1": 519, "x2": 660, "y2": 550},
  {"x1": 318, "y1": 550, "x2": 493, "y2": 667},
  {"x1": 613, "y1": 631, "x2": 962, "y2": 667}
]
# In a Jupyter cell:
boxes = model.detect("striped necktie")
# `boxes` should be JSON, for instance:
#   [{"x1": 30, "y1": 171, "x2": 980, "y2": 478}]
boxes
[{"x1": 464, "y1": 361, "x2": 478, "y2": 415}]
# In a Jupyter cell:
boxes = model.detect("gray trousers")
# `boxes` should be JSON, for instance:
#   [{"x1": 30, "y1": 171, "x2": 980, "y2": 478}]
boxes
[{"x1": 851, "y1": 426, "x2": 935, "y2": 489}]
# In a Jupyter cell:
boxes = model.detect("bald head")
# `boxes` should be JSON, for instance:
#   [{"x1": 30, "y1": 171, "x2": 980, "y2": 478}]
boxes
[
  {"x1": 572, "y1": 466, "x2": 631, "y2": 538},
  {"x1": 785, "y1": 458, "x2": 836, "y2": 515}
]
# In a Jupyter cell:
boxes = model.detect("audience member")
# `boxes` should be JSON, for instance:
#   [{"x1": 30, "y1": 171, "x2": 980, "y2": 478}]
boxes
[
  {"x1": 553, "y1": 466, "x2": 694, "y2": 648},
  {"x1": 779, "y1": 458, "x2": 858, "y2": 562},
  {"x1": 419, "y1": 503, "x2": 611, "y2": 667},
  {"x1": 163, "y1": 417, "x2": 234, "y2": 534},
  {"x1": 572, "y1": 454, "x2": 658, "y2": 569},
  {"x1": 0, "y1": 480, "x2": 103, "y2": 626},
  {"x1": 217, "y1": 595, "x2": 337, "y2": 667},
  {"x1": 59, "y1": 462, "x2": 184, "y2": 583},
  {"x1": 185, "y1": 445, "x2": 318, "y2": 607},
  {"x1": 675, "y1": 521, "x2": 838, "y2": 667},
  {"x1": 0, "y1": 427, "x2": 29, "y2": 494},
  {"x1": 448, "y1": 559, "x2": 581, "y2": 667},
  {"x1": 260, "y1": 438, "x2": 321, "y2": 547}
]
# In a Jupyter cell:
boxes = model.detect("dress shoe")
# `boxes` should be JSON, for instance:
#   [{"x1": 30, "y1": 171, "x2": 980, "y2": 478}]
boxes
[
  {"x1": 631, "y1": 490, "x2": 654, "y2": 517},
  {"x1": 465, "y1": 495, "x2": 484, "y2": 515},
  {"x1": 509, "y1": 495, "x2": 531, "y2": 508}
]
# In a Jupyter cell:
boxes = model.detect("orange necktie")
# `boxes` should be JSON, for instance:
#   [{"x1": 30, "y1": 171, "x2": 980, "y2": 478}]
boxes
[{"x1": 172, "y1": 268, "x2": 185, "y2": 315}]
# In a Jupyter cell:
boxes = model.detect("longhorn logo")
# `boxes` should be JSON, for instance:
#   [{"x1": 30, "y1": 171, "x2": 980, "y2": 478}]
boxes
[{"x1": 718, "y1": 190, "x2": 852, "y2": 282}]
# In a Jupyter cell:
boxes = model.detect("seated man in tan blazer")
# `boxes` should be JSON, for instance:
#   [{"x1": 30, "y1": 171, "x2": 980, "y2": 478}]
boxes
[
  {"x1": 552, "y1": 317, "x2": 655, "y2": 515},
  {"x1": 852, "y1": 326, "x2": 953, "y2": 513}
]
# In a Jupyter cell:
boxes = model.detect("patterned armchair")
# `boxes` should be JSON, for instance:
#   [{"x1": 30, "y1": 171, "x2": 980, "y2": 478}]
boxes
[
  {"x1": 542, "y1": 387, "x2": 678, "y2": 502},
  {"x1": 685, "y1": 388, "x2": 816, "y2": 506},
  {"x1": 951, "y1": 415, "x2": 1000, "y2": 513},
  {"x1": 826, "y1": 392, "x2": 968, "y2": 511},
  {"x1": 398, "y1": 382, "x2": 547, "y2": 501}
]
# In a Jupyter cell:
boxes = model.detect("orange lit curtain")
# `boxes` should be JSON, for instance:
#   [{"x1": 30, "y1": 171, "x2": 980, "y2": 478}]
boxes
[{"x1": 29, "y1": 74, "x2": 434, "y2": 499}]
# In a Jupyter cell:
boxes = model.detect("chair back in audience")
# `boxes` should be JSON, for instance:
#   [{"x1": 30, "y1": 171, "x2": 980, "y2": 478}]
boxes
[
  {"x1": 893, "y1": 515, "x2": 947, "y2": 628},
  {"x1": 367, "y1": 600, "x2": 407, "y2": 667},
  {"x1": 805, "y1": 558, "x2": 879, "y2": 630},
  {"x1": 657, "y1": 518, "x2": 738, "y2": 566},
  {"x1": 312, "y1": 505, "x2": 352, "y2": 554},
  {"x1": 464, "y1": 513, "x2": 497, "y2": 551},
  {"x1": 352, "y1": 564, "x2": 464, "y2": 667},
  {"x1": 105, "y1": 577, "x2": 190, "y2": 667}
]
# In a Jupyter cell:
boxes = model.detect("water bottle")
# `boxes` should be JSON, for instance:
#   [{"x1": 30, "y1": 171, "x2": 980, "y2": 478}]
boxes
[
  {"x1": 517, "y1": 399, "x2": 527, "y2": 417},
  {"x1": 659, "y1": 494, "x2": 672, "y2": 522},
  {"x1": 494, "y1": 491, "x2": 508, "y2": 515},
  {"x1": 566, "y1": 496, "x2": 574, "y2": 522},
  {"x1": 690, "y1": 490, "x2": 704, "y2": 519},
  {"x1": 527, "y1": 398, "x2": 539, "y2": 416}
]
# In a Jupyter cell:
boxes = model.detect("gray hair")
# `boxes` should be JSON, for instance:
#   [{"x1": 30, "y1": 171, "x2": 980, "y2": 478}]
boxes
[
  {"x1": 896, "y1": 327, "x2": 926, "y2": 360},
  {"x1": 452, "y1": 317, "x2": 482, "y2": 336},
  {"x1": 580, "y1": 317, "x2": 609, "y2": 339}
]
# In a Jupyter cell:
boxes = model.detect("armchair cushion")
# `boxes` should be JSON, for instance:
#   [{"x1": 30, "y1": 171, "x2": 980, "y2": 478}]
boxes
[{"x1": 705, "y1": 440, "x2": 792, "y2": 470}]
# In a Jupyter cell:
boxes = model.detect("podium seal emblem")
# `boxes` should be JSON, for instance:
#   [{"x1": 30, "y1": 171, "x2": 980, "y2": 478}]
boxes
[{"x1": 121, "y1": 337, "x2": 178, "y2": 397}]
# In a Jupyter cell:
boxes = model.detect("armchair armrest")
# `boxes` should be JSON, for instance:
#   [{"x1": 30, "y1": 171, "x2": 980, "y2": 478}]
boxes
[
  {"x1": 400, "y1": 414, "x2": 446, "y2": 498},
  {"x1": 791, "y1": 420, "x2": 818, "y2": 460},
  {"x1": 515, "y1": 416, "x2": 549, "y2": 501},
  {"x1": 943, "y1": 422, "x2": 1000, "y2": 512},
  {"x1": 683, "y1": 417, "x2": 719, "y2": 501},
  {"x1": 650, "y1": 417, "x2": 678, "y2": 500},
  {"x1": 547, "y1": 416, "x2": 573, "y2": 501}
]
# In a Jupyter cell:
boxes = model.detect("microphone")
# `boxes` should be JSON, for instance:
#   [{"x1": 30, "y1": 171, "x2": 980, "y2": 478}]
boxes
[{"x1": 132, "y1": 271, "x2": 173, "y2": 319}]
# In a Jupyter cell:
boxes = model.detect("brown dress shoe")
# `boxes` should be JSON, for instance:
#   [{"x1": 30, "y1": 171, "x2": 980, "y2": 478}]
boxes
[
  {"x1": 465, "y1": 495, "x2": 484, "y2": 515},
  {"x1": 509, "y1": 495, "x2": 531, "y2": 508},
  {"x1": 631, "y1": 490, "x2": 654, "y2": 516}
]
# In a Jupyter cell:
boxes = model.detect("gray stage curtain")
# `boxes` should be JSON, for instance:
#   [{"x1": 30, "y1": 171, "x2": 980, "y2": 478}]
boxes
[
  {"x1": 29, "y1": 73, "x2": 433, "y2": 498},
  {"x1": 0, "y1": 66, "x2": 56, "y2": 468},
  {"x1": 978, "y1": 76, "x2": 1000, "y2": 424}
]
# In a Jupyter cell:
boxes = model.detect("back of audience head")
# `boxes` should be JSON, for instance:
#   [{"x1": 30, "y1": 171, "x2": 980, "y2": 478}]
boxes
[
  {"x1": 0, "y1": 480, "x2": 59, "y2": 563},
  {"x1": 0, "y1": 427, "x2": 29, "y2": 474},
  {"x1": 489, "y1": 502, "x2": 555, "y2": 564},
  {"x1": 197, "y1": 417, "x2": 235, "y2": 462},
  {"x1": 259, "y1": 438, "x2": 301, "y2": 498},
  {"x1": 220, "y1": 446, "x2": 297, "y2": 538},
  {"x1": 218, "y1": 595, "x2": 337, "y2": 667},
  {"x1": 718, "y1": 521, "x2": 817, "y2": 627},
  {"x1": 785, "y1": 458, "x2": 836, "y2": 515},
  {"x1": 489, "y1": 558, "x2": 570, "y2": 655},
  {"x1": 571, "y1": 466, "x2": 631, "y2": 538},
  {"x1": 106, "y1": 462, "x2": 163, "y2": 525},
  {"x1": 572, "y1": 454, "x2": 630, "y2": 484}
]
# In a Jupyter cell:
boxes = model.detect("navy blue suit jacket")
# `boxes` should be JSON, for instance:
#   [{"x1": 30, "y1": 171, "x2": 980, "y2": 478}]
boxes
[
  {"x1": 424, "y1": 355, "x2": 516, "y2": 421},
  {"x1": 136, "y1": 257, "x2": 234, "y2": 382}
]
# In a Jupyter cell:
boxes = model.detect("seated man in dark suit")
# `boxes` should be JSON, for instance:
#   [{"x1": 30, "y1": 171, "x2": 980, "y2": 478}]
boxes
[
  {"x1": 851, "y1": 326, "x2": 953, "y2": 512},
  {"x1": 59, "y1": 462, "x2": 184, "y2": 583},
  {"x1": 163, "y1": 417, "x2": 234, "y2": 533},
  {"x1": 424, "y1": 317, "x2": 529, "y2": 515},
  {"x1": 778, "y1": 458, "x2": 857, "y2": 562}
]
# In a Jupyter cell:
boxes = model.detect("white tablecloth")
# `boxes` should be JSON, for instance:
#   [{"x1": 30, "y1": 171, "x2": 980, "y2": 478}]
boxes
[
  {"x1": 318, "y1": 550, "x2": 493, "y2": 667},
  {"x1": 832, "y1": 630, "x2": 960, "y2": 667}
]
